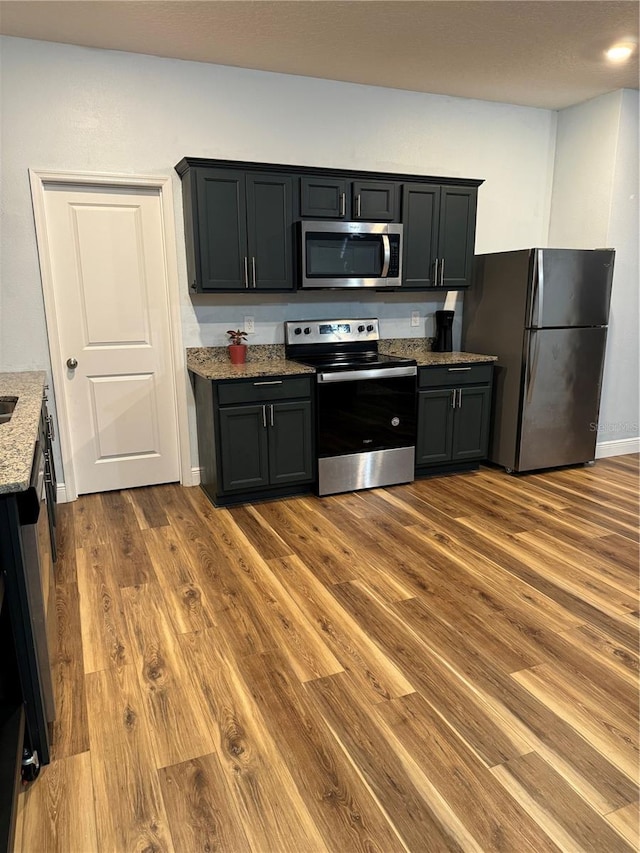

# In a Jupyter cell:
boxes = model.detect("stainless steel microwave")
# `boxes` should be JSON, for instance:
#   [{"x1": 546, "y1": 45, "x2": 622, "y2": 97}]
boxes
[{"x1": 300, "y1": 221, "x2": 403, "y2": 288}]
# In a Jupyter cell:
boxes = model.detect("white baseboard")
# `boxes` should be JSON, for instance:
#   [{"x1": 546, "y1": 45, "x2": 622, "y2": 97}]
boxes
[
  {"x1": 595, "y1": 437, "x2": 640, "y2": 458},
  {"x1": 190, "y1": 466, "x2": 202, "y2": 485},
  {"x1": 56, "y1": 483, "x2": 69, "y2": 503}
]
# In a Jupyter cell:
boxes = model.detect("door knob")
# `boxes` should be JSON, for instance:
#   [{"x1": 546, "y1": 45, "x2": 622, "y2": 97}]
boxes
[{"x1": 66, "y1": 357, "x2": 78, "y2": 369}]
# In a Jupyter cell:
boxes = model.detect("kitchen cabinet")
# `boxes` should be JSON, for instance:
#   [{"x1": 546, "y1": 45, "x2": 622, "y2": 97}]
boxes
[
  {"x1": 401, "y1": 183, "x2": 477, "y2": 290},
  {"x1": 193, "y1": 374, "x2": 315, "y2": 505},
  {"x1": 416, "y1": 364, "x2": 493, "y2": 470},
  {"x1": 176, "y1": 157, "x2": 482, "y2": 294},
  {"x1": 180, "y1": 166, "x2": 295, "y2": 292},
  {"x1": 300, "y1": 176, "x2": 398, "y2": 221}
]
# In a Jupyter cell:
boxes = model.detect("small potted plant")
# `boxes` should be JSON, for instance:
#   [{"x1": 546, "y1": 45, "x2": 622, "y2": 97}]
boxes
[{"x1": 227, "y1": 329, "x2": 248, "y2": 364}]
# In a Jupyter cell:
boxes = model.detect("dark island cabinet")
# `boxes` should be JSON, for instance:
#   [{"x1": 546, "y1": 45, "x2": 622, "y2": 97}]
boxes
[
  {"x1": 402, "y1": 184, "x2": 477, "y2": 290},
  {"x1": 193, "y1": 373, "x2": 315, "y2": 506},
  {"x1": 416, "y1": 364, "x2": 493, "y2": 472},
  {"x1": 182, "y1": 166, "x2": 294, "y2": 292}
]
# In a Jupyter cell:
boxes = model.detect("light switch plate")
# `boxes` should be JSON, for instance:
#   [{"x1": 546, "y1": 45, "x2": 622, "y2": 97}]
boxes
[
  {"x1": 244, "y1": 316, "x2": 255, "y2": 334},
  {"x1": 411, "y1": 311, "x2": 420, "y2": 327}
]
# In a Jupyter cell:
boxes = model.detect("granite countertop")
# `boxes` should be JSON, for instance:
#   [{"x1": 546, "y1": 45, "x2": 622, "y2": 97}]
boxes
[
  {"x1": 379, "y1": 339, "x2": 497, "y2": 366},
  {"x1": 187, "y1": 345, "x2": 316, "y2": 381},
  {"x1": 0, "y1": 371, "x2": 46, "y2": 495},
  {"x1": 188, "y1": 340, "x2": 497, "y2": 380}
]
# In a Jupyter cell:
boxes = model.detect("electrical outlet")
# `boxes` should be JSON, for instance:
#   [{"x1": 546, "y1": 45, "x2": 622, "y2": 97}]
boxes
[
  {"x1": 244, "y1": 316, "x2": 255, "y2": 334},
  {"x1": 411, "y1": 311, "x2": 420, "y2": 327}
]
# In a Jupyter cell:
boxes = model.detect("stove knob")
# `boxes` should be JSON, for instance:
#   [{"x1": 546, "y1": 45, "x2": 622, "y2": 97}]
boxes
[
  {"x1": 304, "y1": 327, "x2": 311, "y2": 335},
  {"x1": 358, "y1": 325, "x2": 365, "y2": 333},
  {"x1": 367, "y1": 324, "x2": 375, "y2": 332},
  {"x1": 294, "y1": 327, "x2": 302, "y2": 335}
]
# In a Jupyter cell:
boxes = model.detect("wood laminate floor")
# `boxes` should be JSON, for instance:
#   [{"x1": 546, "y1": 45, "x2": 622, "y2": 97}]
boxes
[{"x1": 13, "y1": 456, "x2": 640, "y2": 852}]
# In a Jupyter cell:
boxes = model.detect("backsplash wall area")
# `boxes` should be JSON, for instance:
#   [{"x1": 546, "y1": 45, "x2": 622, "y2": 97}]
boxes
[{"x1": 187, "y1": 291, "x2": 464, "y2": 349}]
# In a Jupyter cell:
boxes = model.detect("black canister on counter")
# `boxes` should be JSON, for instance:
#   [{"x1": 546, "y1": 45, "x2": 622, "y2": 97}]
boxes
[{"x1": 433, "y1": 310, "x2": 454, "y2": 352}]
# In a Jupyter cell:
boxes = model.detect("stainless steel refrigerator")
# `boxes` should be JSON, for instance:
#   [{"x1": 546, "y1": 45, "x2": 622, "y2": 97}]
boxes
[{"x1": 462, "y1": 248, "x2": 614, "y2": 472}]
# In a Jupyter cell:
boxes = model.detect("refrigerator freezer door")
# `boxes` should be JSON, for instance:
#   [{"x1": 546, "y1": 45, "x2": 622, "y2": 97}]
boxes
[
  {"x1": 517, "y1": 326, "x2": 608, "y2": 471},
  {"x1": 527, "y1": 249, "x2": 614, "y2": 329}
]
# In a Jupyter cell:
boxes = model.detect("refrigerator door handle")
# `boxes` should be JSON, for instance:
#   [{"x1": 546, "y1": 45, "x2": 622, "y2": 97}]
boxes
[
  {"x1": 530, "y1": 249, "x2": 545, "y2": 328},
  {"x1": 525, "y1": 331, "x2": 540, "y2": 405}
]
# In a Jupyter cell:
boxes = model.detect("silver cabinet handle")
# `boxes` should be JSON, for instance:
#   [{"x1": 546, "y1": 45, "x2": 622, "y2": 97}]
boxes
[
  {"x1": 46, "y1": 413, "x2": 55, "y2": 442},
  {"x1": 440, "y1": 257, "x2": 445, "y2": 287},
  {"x1": 448, "y1": 367, "x2": 471, "y2": 372},
  {"x1": 457, "y1": 388, "x2": 463, "y2": 407},
  {"x1": 451, "y1": 389, "x2": 456, "y2": 409},
  {"x1": 356, "y1": 195, "x2": 361, "y2": 218},
  {"x1": 380, "y1": 234, "x2": 390, "y2": 278},
  {"x1": 339, "y1": 192, "x2": 346, "y2": 217},
  {"x1": 434, "y1": 258, "x2": 439, "y2": 286},
  {"x1": 243, "y1": 256, "x2": 249, "y2": 288},
  {"x1": 262, "y1": 405, "x2": 267, "y2": 428},
  {"x1": 66, "y1": 357, "x2": 78, "y2": 370},
  {"x1": 251, "y1": 256, "x2": 257, "y2": 288},
  {"x1": 270, "y1": 404, "x2": 274, "y2": 428},
  {"x1": 253, "y1": 380, "x2": 283, "y2": 386}
]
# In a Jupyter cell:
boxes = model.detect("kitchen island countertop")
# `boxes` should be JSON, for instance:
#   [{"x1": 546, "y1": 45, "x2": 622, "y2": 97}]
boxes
[{"x1": 0, "y1": 372, "x2": 46, "y2": 495}]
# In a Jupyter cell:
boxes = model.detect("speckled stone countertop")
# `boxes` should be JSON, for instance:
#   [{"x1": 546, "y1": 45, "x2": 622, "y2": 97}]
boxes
[
  {"x1": 379, "y1": 339, "x2": 497, "y2": 366},
  {"x1": 188, "y1": 341, "x2": 496, "y2": 380},
  {"x1": 0, "y1": 371, "x2": 46, "y2": 495},
  {"x1": 187, "y1": 346, "x2": 316, "y2": 381}
]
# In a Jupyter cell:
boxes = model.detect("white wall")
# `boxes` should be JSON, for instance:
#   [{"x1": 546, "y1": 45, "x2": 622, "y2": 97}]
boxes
[
  {"x1": 548, "y1": 89, "x2": 639, "y2": 445},
  {"x1": 9, "y1": 37, "x2": 638, "y2": 481}
]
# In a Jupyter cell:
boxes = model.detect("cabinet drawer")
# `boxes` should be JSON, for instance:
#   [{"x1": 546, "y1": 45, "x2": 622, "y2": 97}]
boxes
[
  {"x1": 217, "y1": 376, "x2": 312, "y2": 405},
  {"x1": 419, "y1": 364, "x2": 493, "y2": 388}
]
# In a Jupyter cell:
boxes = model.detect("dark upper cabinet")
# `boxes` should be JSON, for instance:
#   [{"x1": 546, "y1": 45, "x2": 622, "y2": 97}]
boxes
[
  {"x1": 439, "y1": 186, "x2": 477, "y2": 289},
  {"x1": 352, "y1": 180, "x2": 398, "y2": 221},
  {"x1": 176, "y1": 158, "x2": 482, "y2": 293},
  {"x1": 401, "y1": 183, "x2": 477, "y2": 290},
  {"x1": 299, "y1": 177, "x2": 398, "y2": 221},
  {"x1": 300, "y1": 177, "x2": 347, "y2": 218},
  {"x1": 402, "y1": 184, "x2": 440, "y2": 289},
  {"x1": 183, "y1": 167, "x2": 294, "y2": 292}
]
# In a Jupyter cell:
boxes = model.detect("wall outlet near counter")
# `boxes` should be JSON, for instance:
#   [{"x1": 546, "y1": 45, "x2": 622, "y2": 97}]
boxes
[
  {"x1": 244, "y1": 316, "x2": 255, "y2": 334},
  {"x1": 411, "y1": 311, "x2": 420, "y2": 327}
]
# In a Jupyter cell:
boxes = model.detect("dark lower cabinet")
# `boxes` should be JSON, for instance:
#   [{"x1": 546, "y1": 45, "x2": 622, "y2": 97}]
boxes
[
  {"x1": 193, "y1": 373, "x2": 315, "y2": 506},
  {"x1": 416, "y1": 364, "x2": 493, "y2": 472}
]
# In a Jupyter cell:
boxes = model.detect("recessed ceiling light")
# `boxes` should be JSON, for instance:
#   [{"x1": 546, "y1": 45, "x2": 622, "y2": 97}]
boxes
[{"x1": 605, "y1": 42, "x2": 636, "y2": 63}]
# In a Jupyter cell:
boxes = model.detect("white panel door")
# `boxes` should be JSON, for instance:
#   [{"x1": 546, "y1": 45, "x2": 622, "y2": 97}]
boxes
[{"x1": 41, "y1": 184, "x2": 180, "y2": 494}]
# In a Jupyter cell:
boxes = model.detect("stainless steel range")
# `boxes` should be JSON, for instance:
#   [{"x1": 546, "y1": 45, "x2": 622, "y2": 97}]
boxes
[{"x1": 285, "y1": 319, "x2": 417, "y2": 496}]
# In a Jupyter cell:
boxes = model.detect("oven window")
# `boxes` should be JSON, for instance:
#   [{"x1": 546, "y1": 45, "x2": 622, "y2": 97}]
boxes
[
  {"x1": 317, "y1": 375, "x2": 416, "y2": 456},
  {"x1": 306, "y1": 233, "x2": 383, "y2": 279}
]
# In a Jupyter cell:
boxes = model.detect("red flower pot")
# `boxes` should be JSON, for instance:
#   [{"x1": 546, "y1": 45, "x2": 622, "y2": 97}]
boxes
[{"x1": 228, "y1": 344, "x2": 247, "y2": 365}]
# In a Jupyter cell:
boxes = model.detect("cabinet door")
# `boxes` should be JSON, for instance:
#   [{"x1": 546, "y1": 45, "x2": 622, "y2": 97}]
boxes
[
  {"x1": 219, "y1": 405, "x2": 269, "y2": 492},
  {"x1": 268, "y1": 401, "x2": 314, "y2": 485},
  {"x1": 438, "y1": 186, "x2": 477, "y2": 289},
  {"x1": 300, "y1": 177, "x2": 347, "y2": 218},
  {"x1": 352, "y1": 181, "x2": 398, "y2": 221},
  {"x1": 401, "y1": 183, "x2": 441, "y2": 289},
  {"x1": 451, "y1": 385, "x2": 491, "y2": 461},
  {"x1": 416, "y1": 389, "x2": 455, "y2": 465},
  {"x1": 246, "y1": 174, "x2": 294, "y2": 291},
  {"x1": 195, "y1": 169, "x2": 248, "y2": 291}
]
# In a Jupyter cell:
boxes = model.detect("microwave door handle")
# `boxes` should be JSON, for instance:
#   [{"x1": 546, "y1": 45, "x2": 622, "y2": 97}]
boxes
[{"x1": 380, "y1": 234, "x2": 390, "y2": 277}]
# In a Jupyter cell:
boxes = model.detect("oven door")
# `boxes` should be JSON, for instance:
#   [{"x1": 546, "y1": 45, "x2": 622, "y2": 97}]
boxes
[{"x1": 316, "y1": 367, "x2": 417, "y2": 456}]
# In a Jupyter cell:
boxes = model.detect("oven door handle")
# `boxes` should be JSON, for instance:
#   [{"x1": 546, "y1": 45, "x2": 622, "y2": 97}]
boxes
[{"x1": 317, "y1": 366, "x2": 417, "y2": 383}]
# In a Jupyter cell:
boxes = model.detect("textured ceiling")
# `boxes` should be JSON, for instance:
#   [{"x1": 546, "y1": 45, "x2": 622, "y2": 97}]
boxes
[{"x1": 0, "y1": 1, "x2": 638, "y2": 109}]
